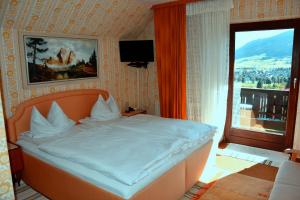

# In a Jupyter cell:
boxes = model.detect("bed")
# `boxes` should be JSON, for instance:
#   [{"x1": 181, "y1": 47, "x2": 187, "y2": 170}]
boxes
[{"x1": 7, "y1": 89, "x2": 214, "y2": 200}]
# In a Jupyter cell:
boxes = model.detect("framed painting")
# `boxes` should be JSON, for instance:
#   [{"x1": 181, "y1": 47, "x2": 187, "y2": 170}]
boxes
[{"x1": 20, "y1": 33, "x2": 99, "y2": 87}]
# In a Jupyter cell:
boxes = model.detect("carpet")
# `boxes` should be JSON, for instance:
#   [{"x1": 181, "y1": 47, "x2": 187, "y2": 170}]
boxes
[
  {"x1": 239, "y1": 163, "x2": 278, "y2": 182},
  {"x1": 182, "y1": 173, "x2": 273, "y2": 200},
  {"x1": 15, "y1": 182, "x2": 48, "y2": 200}
]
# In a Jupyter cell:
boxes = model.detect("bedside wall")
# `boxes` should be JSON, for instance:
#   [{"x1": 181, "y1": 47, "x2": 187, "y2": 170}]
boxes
[
  {"x1": 0, "y1": 31, "x2": 148, "y2": 118},
  {"x1": 0, "y1": 94, "x2": 14, "y2": 199},
  {"x1": 137, "y1": 20, "x2": 160, "y2": 116}
]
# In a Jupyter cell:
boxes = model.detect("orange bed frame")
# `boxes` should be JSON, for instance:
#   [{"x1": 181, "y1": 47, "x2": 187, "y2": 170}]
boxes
[{"x1": 7, "y1": 89, "x2": 212, "y2": 200}]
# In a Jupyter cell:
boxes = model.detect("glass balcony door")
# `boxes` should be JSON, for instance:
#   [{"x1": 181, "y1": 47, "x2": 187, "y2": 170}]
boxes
[{"x1": 225, "y1": 19, "x2": 300, "y2": 151}]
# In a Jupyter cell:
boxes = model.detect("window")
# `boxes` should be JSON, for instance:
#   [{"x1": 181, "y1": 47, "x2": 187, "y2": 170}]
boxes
[
  {"x1": 232, "y1": 29, "x2": 294, "y2": 135},
  {"x1": 225, "y1": 19, "x2": 300, "y2": 151}
]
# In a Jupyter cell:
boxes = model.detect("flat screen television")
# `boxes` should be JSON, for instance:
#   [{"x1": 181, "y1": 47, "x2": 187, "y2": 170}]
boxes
[{"x1": 119, "y1": 40, "x2": 154, "y2": 62}]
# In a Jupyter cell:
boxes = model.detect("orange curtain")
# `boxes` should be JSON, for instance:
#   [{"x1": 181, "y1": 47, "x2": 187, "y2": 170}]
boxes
[{"x1": 153, "y1": 4, "x2": 187, "y2": 119}]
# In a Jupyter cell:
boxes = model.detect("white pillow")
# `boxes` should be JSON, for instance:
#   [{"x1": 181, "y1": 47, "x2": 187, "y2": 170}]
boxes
[
  {"x1": 91, "y1": 95, "x2": 117, "y2": 121},
  {"x1": 106, "y1": 95, "x2": 121, "y2": 118},
  {"x1": 30, "y1": 106, "x2": 60, "y2": 138},
  {"x1": 47, "y1": 101, "x2": 75, "y2": 132}
]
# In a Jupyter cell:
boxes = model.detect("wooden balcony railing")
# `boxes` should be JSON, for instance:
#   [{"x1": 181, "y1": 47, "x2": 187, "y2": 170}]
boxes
[{"x1": 240, "y1": 88, "x2": 289, "y2": 122}]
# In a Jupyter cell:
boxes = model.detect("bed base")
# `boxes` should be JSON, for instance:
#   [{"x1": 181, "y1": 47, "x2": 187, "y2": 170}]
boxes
[
  {"x1": 21, "y1": 141, "x2": 212, "y2": 200},
  {"x1": 6, "y1": 89, "x2": 213, "y2": 200}
]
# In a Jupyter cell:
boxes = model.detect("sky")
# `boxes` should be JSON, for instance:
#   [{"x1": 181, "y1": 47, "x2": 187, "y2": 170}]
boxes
[
  {"x1": 235, "y1": 29, "x2": 294, "y2": 50},
  {"x1": 24, "y1": 36, "x2": 98, "y2": 65}
]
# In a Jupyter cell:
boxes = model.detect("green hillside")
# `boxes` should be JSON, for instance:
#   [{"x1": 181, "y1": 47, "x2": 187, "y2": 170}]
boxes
[{"x1": 235, "y1": 30, "x2": 294, "y2": 60}]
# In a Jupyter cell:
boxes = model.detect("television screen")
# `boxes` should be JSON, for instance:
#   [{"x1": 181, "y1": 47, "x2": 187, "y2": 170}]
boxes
[{"x1": 119, "y1": 40, "x2": 154, "y2": 62}]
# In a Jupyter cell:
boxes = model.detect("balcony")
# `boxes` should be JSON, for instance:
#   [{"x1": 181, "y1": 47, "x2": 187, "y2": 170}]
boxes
[{"x1": 232, "y1": 87, "x2": 289, "y2": 135}]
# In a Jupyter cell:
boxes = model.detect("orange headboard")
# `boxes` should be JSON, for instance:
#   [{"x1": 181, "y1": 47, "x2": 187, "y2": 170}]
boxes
[{"x1": 7, "y1": 89, "x2": 109, "y2": 143}]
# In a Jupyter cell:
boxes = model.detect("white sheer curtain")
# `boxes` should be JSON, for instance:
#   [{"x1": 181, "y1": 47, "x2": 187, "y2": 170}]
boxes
[{"x1": 186, "y1": 0, "x2": 232, "y2": 162}]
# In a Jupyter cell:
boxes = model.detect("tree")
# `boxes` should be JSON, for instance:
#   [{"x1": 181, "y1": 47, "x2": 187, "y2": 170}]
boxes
[
  {"x1": 26, "y1": 38, "x2": 48, "y2": 81},
  {"x1": 241, "y1": 76, "x2": 245, "y2": 83},
  {"x1": 277, "y1": 77, "x2": 280, "y2": 84},
  {"x1": 266, "y1": 77, "x2": 272, "y2": 84},
  {"x1": 285, "y1": 77, "x2": 290, "y2": 89},
  {"x1": 257, "y1": 79, "x2": 263, "y2": 88},
  {"x1": 89, "y1": 49, "x2": 97, "y2": 68},
  {"x1": 271, "y1": 76, "x2": 276, "y2": 83},
  {"x1": 26, "y1": 38, "x2": 48, "y2": 64}
]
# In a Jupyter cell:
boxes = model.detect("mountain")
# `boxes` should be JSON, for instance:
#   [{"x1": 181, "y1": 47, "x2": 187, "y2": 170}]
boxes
[{"x1": 235, "y1": 30, "x2": 294, "y2": 60}]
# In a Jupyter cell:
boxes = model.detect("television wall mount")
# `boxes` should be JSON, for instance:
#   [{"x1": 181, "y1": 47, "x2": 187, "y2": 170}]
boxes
[{"x1": 127, "y1": 62, "x2": 148, "y2": 68}]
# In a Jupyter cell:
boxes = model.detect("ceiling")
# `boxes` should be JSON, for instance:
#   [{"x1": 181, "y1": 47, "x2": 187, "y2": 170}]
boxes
[{"x1": 0, "y1": 0, "x2": 173, "y2": 38}]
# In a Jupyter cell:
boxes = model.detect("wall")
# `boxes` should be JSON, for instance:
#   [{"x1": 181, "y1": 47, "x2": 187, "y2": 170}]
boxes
[
  {"x1": 137, "y1": 20, "x2": 160, "y2": 115},
  {"x1": 0, "y1": 0, "x2": 153, "y2": 39},
  {"x1": 0, "y1": 29, "x2": 150, "y2": 117},
  {"x1": 231, "y1": 0, "x2": 300, "y2": 23},
  {"x1": 0, "y1": 93, "x2": 14, "y2": 199}
]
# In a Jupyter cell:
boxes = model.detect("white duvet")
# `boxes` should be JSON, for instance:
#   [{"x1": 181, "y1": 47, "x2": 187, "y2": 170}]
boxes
[{"x1": 38, "y1": 114, "x2": 216, "y2": 186}]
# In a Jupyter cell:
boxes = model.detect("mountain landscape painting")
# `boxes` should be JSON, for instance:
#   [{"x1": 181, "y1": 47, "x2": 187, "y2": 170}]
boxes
[
  {"x1": 23, "y1": 35, "x2": 98, "y2": 85},
  {"x1": 234, "y1": 29, "x2": 294, "y2": 90}
]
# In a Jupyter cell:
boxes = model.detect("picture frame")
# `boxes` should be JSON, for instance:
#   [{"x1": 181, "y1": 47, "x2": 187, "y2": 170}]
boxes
[{"x1": 19, "y1": 32, "x2": 99, "y2": 88}]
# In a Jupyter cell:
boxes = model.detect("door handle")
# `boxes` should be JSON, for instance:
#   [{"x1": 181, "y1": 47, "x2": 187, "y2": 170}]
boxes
[{"x1": 294, "y1": 78, "x2": 298, "y2": 89}]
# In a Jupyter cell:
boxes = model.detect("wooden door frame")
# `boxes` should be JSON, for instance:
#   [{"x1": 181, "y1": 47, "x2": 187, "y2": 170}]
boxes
[{"x1": 224, "y1": 18, "x2": 300, "y2": 151}]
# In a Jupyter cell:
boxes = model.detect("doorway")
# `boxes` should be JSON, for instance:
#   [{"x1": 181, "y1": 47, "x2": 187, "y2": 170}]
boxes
[{"x1": 225, "y1": 19, "x2": 300, "y2": 151}]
